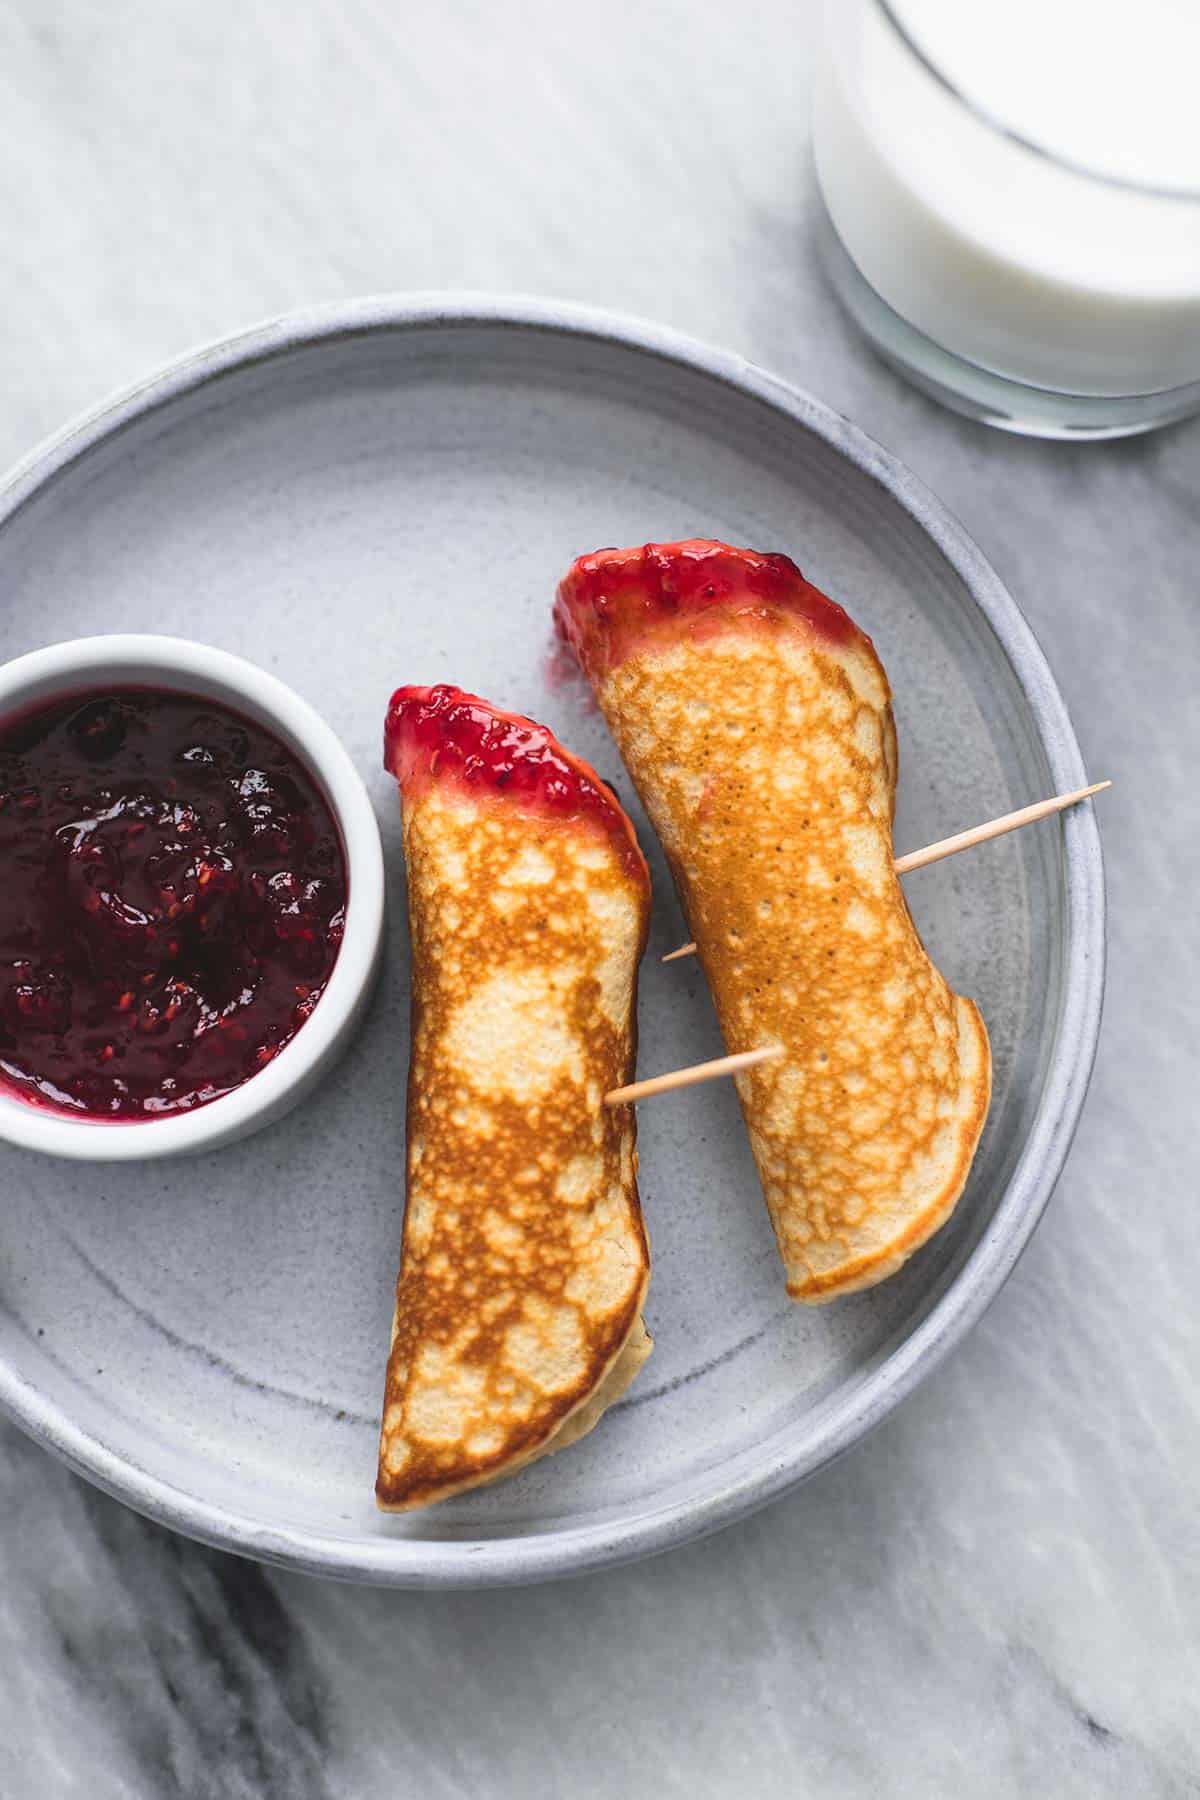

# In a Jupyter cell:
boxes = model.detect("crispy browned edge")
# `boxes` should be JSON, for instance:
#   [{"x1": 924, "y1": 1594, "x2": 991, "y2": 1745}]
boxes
[{"x1": 785, "y1": 689, "x2": 992, "y2": 1301}]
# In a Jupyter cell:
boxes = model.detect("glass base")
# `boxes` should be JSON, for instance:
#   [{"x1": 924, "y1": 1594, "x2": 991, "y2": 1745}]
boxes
[{"x1": 814, "y1": 196, "x2": 1200, "y2": 440}]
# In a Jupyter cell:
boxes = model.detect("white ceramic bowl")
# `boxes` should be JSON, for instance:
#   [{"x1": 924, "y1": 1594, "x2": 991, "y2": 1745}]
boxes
[{"x1": 0, "y1": 634, "x2": 385, "y2": 1159}]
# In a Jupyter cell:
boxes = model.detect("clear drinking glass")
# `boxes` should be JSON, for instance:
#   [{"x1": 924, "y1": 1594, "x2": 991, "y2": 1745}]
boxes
[{"x1": 813, "y1": 0, "x2": 1200, "y2": 438}]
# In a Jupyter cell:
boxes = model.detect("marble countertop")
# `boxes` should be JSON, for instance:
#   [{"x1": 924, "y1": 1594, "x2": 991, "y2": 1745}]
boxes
[{"x1": 2, "y1": 2, "x2": 1197, "y2": 1794}]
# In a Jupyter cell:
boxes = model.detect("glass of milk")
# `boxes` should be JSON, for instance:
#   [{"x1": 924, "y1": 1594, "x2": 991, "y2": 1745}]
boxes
[{"x1": 813, "y1": 0, "x2": 1200, "y2": 436}]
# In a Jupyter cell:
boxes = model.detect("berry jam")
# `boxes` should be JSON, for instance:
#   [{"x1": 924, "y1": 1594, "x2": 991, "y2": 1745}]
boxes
[
  {"x1": 555, "y1": 539, "x2": 867, "y2": 681},
  {"x1": 384, "y1": 685, "x2": 647, "y2": 885},
  {"x1": 0, "y1": 688, "x2": 346, "y2": 1119}
]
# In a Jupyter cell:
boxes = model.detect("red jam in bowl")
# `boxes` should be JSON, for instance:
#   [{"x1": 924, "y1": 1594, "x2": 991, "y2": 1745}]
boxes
[{"x1": 0, "y1": 687, "x2": 347, "y2": 1120}]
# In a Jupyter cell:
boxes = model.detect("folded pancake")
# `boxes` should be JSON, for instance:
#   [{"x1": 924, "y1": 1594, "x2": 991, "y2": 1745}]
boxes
[
  {"x1": 555, "y1": 540, "x2": 991, "y2": 1302},
  {"x1": 377, "y1": 685, "x2": 652, "y2": 1511}
]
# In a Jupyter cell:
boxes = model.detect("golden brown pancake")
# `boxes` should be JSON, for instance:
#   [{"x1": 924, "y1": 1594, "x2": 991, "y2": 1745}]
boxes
[
  {"x1": 377, "y1": 685, "x2": 652, "y2": 1511},
  {"x1": 556, "y1": 541, "x2": 991, "y2": 1302}
]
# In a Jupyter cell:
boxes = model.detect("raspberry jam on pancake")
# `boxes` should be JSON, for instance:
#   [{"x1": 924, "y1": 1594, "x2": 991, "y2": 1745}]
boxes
[{"x1": 555, "y1": 538, "x2": 863, "y2": 681}]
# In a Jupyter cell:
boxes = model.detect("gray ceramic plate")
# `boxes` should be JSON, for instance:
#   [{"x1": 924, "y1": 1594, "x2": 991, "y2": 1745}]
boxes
[{"x1": 0, "y1": 297, "x2": 1104, "y2": 1586}]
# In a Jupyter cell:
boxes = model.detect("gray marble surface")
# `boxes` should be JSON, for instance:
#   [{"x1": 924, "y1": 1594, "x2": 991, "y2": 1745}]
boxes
[{"x1": 0, "y1": 1, "x2": 1196, "y2": 1794}]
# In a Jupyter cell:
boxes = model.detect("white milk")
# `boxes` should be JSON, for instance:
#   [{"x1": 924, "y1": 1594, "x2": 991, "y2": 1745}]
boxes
[{"x1": 814, "y1": 0, "x2": 1200, "y2": 397}]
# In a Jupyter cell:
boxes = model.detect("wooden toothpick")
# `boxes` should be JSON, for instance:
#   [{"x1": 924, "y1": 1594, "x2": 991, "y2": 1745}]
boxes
[
  {"x1": 604, "y1": 1044, "x2": 783, "y2": 1107},
  {"x1": 662, "y1": 780, "x2": 1110, "y2": 963},
  {"x1": 891, "y1": 780, "x2": 1110, "y2": 874}
]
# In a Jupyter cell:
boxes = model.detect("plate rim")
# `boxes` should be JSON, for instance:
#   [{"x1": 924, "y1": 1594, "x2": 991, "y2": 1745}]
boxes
[{"x1": 0, "y1": 293, "x2": 1106, "y2": 1587}]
